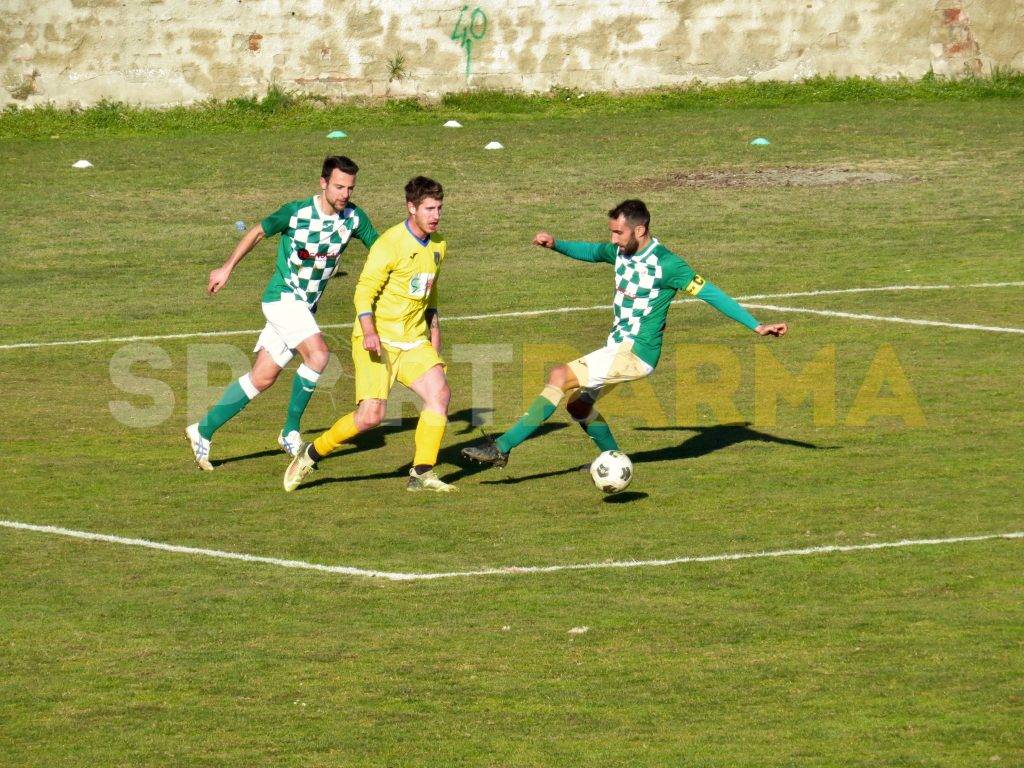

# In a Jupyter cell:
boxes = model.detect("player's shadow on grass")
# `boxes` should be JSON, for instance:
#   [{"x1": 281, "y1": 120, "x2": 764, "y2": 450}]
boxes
[
  {"x1": 211, "y1": 449, "x2": 280, "y2": 468},
  {"x1": 212, "y1": 407, "x2": 490, "y2": 468},
  {"x1": 480, "y1": 422, "x2": 832, "y2": 486},
  {"x1": 631, "y1": 423, "x2": 834, "y2": 462}
]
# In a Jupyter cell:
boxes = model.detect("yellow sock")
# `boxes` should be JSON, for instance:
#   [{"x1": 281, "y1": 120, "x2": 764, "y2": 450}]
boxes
[
  {"x1": 313, "y1": 412, "x2": 359, "y2": 457},
  {"x1": 413, "y1": 410, "x2": 448, "y2": 467}
]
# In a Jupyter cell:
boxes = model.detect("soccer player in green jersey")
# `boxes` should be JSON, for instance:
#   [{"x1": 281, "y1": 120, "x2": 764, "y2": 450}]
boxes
[
  {"x1": 186, "y1": 156, "x2": 378, "y2": 470},
  {"x1": 462, "y1": 199, "x2": 787, "y2": 469}
]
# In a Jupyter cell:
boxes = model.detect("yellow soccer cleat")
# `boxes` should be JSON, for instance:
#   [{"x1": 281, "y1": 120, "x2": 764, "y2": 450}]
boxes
[
  {"x1": 283, "y1": 444, "x2": 317, "y2": 492},
  {"x1": 406, "y1": 467, "x2": 458, "y2": 493}
]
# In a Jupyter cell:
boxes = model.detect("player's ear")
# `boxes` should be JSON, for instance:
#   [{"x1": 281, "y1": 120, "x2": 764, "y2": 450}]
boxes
[{"x1": 406, "y1": 200, "x2": 417, "y2": 217}]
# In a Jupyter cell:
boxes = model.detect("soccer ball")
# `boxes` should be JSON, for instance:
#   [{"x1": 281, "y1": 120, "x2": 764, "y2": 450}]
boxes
[{"x1": 590, "y1": 450, "x2": 633, "y2": 494}]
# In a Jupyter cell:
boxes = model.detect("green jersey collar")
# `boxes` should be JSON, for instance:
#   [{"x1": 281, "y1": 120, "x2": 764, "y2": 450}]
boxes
[{"x1": 628, "y1": 237, "x2": 659, "y2": 260}]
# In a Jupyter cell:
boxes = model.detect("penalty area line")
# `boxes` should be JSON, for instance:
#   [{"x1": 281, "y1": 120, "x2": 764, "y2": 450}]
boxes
[
  {"x1": 1, "y1": 519, "x2": 1021, "y2": 582},
  {"x1": 1, "y1": 281, "x2": 1022, "y2": 351}
]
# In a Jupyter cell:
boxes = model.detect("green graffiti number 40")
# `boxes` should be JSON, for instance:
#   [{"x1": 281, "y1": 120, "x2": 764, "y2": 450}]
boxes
[{"x1": 452, "y1": 5, "x2": 488, "y2": 78}]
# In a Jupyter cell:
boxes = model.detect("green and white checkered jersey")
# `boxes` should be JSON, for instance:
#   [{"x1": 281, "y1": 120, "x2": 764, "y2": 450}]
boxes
[
  {"x1": 553, "y1": 236, "x2": 762, "y2": 366},
  {"x1": 260, "y1": 197, "x2": 377, "y2": 307},
  {"x1": 607, "y1": 239, "x2": 696, "y2": 366}
]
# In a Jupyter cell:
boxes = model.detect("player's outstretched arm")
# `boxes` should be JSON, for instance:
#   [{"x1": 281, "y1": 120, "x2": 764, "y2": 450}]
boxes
[
  {"x1": 668, "y1": 262, "x2": 787, "y2": 337},
  {"x1": 208, "y1": 225, "x2": 265, "y2": 294},
  {"x1": 695, "y1": 283, "x2": 788, "y2": 338},
  {"x1": 536, "y1": 234, "x2": 616, "y2": 263}
]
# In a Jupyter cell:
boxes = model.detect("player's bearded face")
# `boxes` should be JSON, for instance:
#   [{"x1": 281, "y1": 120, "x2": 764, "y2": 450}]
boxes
[
  {"x1": 409, "y1": 197, "x2": 443, "y2": 234},
  {"x1": 322, "y1": 170, "x2": 356, "y2": 212},
  {"x1": 609, "y1": 216, "x2": 644, "y2": 255}
]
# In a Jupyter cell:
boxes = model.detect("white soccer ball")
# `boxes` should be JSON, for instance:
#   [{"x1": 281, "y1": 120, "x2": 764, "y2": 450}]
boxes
[{"x1": 590, "y1": 450, "x2": 633, "y2": 494}]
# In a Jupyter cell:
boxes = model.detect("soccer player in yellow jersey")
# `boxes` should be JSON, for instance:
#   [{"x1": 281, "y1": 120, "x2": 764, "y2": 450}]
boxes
[{"x1": 284, "y1": 176, "x2": 456, "y2": 492}]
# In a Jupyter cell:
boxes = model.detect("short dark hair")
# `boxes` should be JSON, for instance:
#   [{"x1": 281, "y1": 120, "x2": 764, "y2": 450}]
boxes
[
  {"x1": 405, "y1": 176, "x2": 444, "y2": 206},
  {"x1": 322, "y1": 155, "x2": 359, "y2": 179},
  {"x1": 608, "y1": 199, "x2": 650, "y2": 231}
]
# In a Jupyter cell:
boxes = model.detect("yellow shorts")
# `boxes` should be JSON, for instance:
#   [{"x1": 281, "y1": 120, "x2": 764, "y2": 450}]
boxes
[
  {"x1": 352, "y1": 340, "x2": 446, "y2": 403},
  {"x1": 566, "y1": 340, "x2": 654, "y2": 399}
]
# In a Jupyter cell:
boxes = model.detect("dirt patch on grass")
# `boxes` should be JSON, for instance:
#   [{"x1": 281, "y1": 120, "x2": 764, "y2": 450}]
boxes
[{"x1": 646, "y1": 166, "x2": 913, "y2": 189}]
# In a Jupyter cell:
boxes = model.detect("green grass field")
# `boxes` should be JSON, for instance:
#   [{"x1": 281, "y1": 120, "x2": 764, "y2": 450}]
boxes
[{"x1": 1, "y1": 86, "x2": 1022, "y2": 766}]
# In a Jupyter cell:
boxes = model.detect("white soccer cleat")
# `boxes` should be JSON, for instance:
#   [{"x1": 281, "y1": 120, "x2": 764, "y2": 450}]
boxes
[
  {"x1": 185, "y1": 423, "x2": 213, "y2": 471},
  {"x1": 283, "y1": 444, "x2": 317, "y2": 492},
  {"x1": 278, "y1": 429, "x2": 303, "y2": 457},
  {"x1": 406, "y1": 467, "x2": 458, "y2": 493}
]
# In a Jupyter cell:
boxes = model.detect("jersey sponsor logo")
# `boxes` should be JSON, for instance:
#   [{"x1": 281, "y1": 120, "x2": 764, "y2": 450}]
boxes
[
  {"x1": 616, "y1": 286, "x2": 647, "y2": 300},
  {"x1": 408, "y1": 272, "x2": 435, "y2": 298},
  {"x1": 295, "y1": 247, "x2": 338, "y2": 268}
]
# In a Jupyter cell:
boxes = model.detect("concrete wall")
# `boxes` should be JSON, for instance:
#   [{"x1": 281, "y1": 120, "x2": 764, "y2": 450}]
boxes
[{"x1": 2, "y1": 0, "x2": 1021, "y2": 108}]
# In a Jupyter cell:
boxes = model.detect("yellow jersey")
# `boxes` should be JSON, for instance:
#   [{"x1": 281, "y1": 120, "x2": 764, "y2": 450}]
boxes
[{"x1": 352, "y1": 220, "x2": 446, "y2": 347}]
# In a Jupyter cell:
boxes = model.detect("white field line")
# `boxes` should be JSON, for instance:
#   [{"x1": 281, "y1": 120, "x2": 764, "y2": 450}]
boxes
[
  {"x1": 741, "y1": 302, "x2": 1024, "y2": 335},
  {"x1": 1, "y1": 281, "x2": 1022, "y2": 352},
  {"x1": 1, "y1": 519, "x2": 1021, "y2": 582}
]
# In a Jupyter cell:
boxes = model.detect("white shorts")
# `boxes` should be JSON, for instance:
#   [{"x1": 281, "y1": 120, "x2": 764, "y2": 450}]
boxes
[
  {"x1": 254, "y1": 295, "x2": 320, "y2": 368},
  {"x1": 567, "y1": 340, "x2": 655, "y2": 399}
]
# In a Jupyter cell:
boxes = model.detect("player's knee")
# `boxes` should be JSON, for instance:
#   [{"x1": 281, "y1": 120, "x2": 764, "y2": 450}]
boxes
[
  {"x1": 250, "y1": 368, "x2": 279, "y2": 392},
  {"x1": 431, "y1": 382, "x2": 451, "y2": 411},
  {"x1": 304, "y1": 347, "x2": 330, "y2": 372},
  {"x1": 356, "y1": 400, "x2": 385, "y2": 430},
  {"x1": 547, "y1": 364, "x2": 571, "y2": 391}
]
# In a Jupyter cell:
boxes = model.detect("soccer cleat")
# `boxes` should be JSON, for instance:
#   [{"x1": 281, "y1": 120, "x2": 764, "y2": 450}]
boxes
[
  {"x1": 278, "y1": 429, "x2": 303, "y2": 458},
  {"x1": 460, "y1": 435, "x2": 509, "y2": 468},
  {"x1": 185, "y1": 423, "x2": 214, "y2": 471},
  {"x1": 406, "y1": 467, "x2": 458, "y2": 493},
  {"x1": 283, "y1": 444, "x2": 317, "y2": 492}
]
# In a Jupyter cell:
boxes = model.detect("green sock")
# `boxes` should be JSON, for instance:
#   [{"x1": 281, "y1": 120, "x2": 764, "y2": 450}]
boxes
[
  {"x1": 283, "y1": 364, "x2": 320, "y2": 434},
  {"x1": 580, "y1": 414, "x2": 619, "y2": 452},
  {"x1": 496, "y1": 394, "x2": 558, "y2": 453},
  {"x1": 198, "y1": 374, "x2": 258, "y2": 440}
]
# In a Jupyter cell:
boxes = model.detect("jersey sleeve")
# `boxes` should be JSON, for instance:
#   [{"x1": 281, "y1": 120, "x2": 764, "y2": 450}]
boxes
[
  {"x1": 695, "y1": 282, "x2": 760, "y2": 330},
  {"x1": 260, "y1": 201, "x2": 298, "y2": 237},
  {"x1": 663, "y1": 255, "x2": 759, "y2": 331},
  {"x1": 552, "y1": 240, "x2": 617, "y2": 263},
  {"x1": 353, "y1": 238, "x2": 396, "y2": 317},
  {"x1": 352, "y1": 205, "x2": 379, "y2": 249}
]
